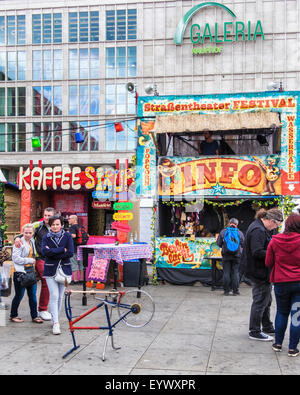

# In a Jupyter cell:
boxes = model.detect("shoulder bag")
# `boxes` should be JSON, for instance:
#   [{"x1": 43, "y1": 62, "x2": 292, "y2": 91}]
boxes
[
  {"x1": 55, "y1": 262, "x2": 72, "y2": 286},
  {"x1": 19, "y1": 264, "x2": 37, "y2": 288}
]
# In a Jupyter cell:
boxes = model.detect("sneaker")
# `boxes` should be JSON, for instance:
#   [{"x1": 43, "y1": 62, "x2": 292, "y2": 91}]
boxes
[
  {"x1": 249, "y1": 332, "x2": 273, "y2": 341},
  {"x1": 263, "y1": 326, "x2": 275, "y2": 334},
  {"x1": 272, "y1": 343, "x2": 282, "y2": 352},
  {"x1": 288, "y1": 349, "x2": 299, "y2": 357},
  {"x1": 0, "y1": 303, "x2": 9, "y2": 310},
  {"x1": 223, "y1": 291, "x2": 230, "y2": 296},
  {"x1": 233, "y1": 291, "x2": 240, "y2": 296},
  {"x1": 39, "y1": 311, "x2": 52, "y2": 321},
  {"x1": 52, "y1": 322, "x2": 61, "y2": 335}
]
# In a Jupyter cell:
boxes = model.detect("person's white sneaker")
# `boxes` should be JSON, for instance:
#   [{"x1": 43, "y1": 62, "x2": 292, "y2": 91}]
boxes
[
  {"x1": 52, "y1": 322, "x2": 61, "y2": 335},
  {"x1": 39, "y1": 311, "x2": 52, "y2": 321}
]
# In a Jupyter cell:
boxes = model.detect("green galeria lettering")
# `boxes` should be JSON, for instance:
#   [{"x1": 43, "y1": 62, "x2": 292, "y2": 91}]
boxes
[{"x1": 224, "y1": 22, "x2": 233, "y2": 42}]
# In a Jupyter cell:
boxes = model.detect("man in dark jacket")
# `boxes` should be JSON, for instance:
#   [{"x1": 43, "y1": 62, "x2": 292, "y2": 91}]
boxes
[
  {"x1": 217, "y1": 218, "x2": 245, "y2": 296},
  {"x1": 244, "y1": 208, "x2": 283, "y2": 341}
]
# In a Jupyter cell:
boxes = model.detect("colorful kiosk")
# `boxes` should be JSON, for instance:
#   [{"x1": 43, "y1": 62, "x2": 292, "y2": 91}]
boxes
[{"x1": 136, "y1": 91, "x2": 299, "y2": 284}]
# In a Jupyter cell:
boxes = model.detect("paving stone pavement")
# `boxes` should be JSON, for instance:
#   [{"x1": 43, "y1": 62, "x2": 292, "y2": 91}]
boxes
[{"x1": 0, "y1": 281, "x2": 299, "y2": 375}]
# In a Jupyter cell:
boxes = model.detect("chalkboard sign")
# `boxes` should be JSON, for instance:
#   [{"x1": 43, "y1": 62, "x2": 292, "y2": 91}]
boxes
[{"x1": 87, "y1": 256, "x2": 110, "y2": 282}]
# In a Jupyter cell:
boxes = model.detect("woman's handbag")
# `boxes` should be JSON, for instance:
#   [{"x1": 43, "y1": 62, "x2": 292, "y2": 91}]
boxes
[
  {"x1": 19, "y1": 264, "x2": 37, "y2": 288},
  {"x1": 55, "y1": 263, "x2": 72, "y2": 286}
]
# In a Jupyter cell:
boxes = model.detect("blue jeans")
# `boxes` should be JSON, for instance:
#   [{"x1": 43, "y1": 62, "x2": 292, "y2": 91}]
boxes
[
  {"x1": 10, "y1": 272, "x2": 38, "y2": 319},
  {"x1": 274, "y1": 282, "x2": 300, "y2": 350},
  {"x1": 222, "y1": 256, "x2": 240, "y2": 294}
]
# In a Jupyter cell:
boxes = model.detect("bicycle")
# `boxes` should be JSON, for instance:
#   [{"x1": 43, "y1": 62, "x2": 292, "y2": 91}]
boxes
[{"x1": 63, "y1": 288, "x2": 155, "y2": 361}]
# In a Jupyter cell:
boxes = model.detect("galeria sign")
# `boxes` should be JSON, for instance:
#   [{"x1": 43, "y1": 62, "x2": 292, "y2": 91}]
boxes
[{"x1": 174, "y1": 2, "x2": 264, "y2": 55}]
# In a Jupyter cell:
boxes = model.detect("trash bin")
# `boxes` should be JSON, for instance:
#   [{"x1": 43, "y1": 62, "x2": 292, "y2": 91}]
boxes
[{"x1": 123, "y1": 259, "x2": 148, "y2": 287}]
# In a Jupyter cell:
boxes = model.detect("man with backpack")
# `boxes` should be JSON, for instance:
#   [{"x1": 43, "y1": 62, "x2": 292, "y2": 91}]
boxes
[
  {"x1": 68, "y1": 215, "x2": 88, "y2": 285},
  {"x1": 217, "y1": 218, "x2": 245, "y2": 296}
]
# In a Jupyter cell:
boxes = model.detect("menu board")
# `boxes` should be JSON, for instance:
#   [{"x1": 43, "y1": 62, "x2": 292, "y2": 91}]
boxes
[{"x1": 87, "y1": 256, "x2": 110, "y2": 282}]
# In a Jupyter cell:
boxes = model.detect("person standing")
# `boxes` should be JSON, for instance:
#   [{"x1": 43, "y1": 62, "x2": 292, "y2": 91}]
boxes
[
  {"x1": 265, "y1": 213, "x2": 300, "y2": 357},
  {"x1": 10, "y1": 224, "x2": 43, "y2": 324},
  {"x1": 198, "y1": 130, "x2": 219, "y2": 155},
  {"x1": 68, "y1": 215, "x2": 84, "y2": 284},
  {"x1": 42, "y1": 215, "x2": 74, "y2": 335},
  {"x1": 15, "y1": 207, "x2": 56, "y2": 321},
  {"x1": 217, "y1": 218, "x2": 245, "y2": 296},
  {"x1": 244, "y1": 208, "x2": 283, "y2": 341}
]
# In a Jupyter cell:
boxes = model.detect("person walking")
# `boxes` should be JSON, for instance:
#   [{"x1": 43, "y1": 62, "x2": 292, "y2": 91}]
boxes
[
  {"x1": 217, "y1": 218, "x2": 245, "y2": 296},
  {"x1": 14, "y1": 207, "x2": 56, "y2": 321},
  {"x1": 265, "y1": 213, "x2": 300, "y2": 357},
  {"x1": 10, "y1": 223, "x2": 43, "y2": 324},
  {"x1": 42, "y1": 215, "x2": 74, "y2": 335},
  {"x1": 68, "y1": 215, "x2": 84, "y2": 285},
  {"x1": 244, "y1": 208, "x2": 283, "y2": 341}
]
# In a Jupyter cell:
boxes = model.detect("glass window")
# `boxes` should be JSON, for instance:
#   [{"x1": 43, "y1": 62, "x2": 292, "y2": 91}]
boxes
[
  {"x1": 90, "y1": 121, "x2": 99, "y2": 151},
  {"x1": 79, "y1": 12, "x2": 88, "y2": 42},
  {"x1": 53, "y1": 122, "x2": 62, "y2": 151},
  {"x1": 116, "y1": 122, "x2": 126, "y2": 150},
  {"x1": 117, "y1": 47, "x2": 126, "y2": 78},
  {"x1": 53, "y1": 86, "x2": 62, "y2": 115},
  {"x1": 7, "y1": 16, "x2": 15, "y2": 45},
  {"x1": 7, "y1": 123, "x2": 16, "y2": 151},
  {"x1": 43, "y1": 50, "x2": 52, "y2": 80},
  {"x1": 128, "y1": 89, "x2": 136, "y2": 114},
  {"x1": 116, "y1": 84, "x2": 126, "y2": 114},
  {"x1": 105, "y1": 122, "x2": 115, "y2": 150},
  {"x1": 128, "y1": 46, "x2": 137, "y2": 77},
  {"x1": 17, "y1": 51, "x2": 26, "y2": 80},
  {"x1": 117, "y1": 10, "x2": 126, "y2": 40},
  {"x1": 127, "y1": 119, "x2": 137, "y2": 150},
  {"x1": 32, "y1": 14, "x2": 42, "y2": 44},
  {"x1": 43, "y1": 14, "x2": 51, "y2": 43},
  {"x1": 78, "y1": 121, "x2": 88, "y2": 151},
  {"x1": 106, "y1": 47, "x2": 115, "y2": 78},
  {"x1": 90, "y1": 85, "x2": 99, "y2": 115},
  {"x1": 32, "y1": 50, "x2": 42, "y2": 80},
  {"x1": 0, "y1": 88, "x2": 5, "y2": 116},
  {"x1": 53, "y1": 50, "x2": 62, "y2": 80},
  {"x1": 128, "y1": 9, "x2": 137, "y2": 40},
  {"x1": 69, "y1": 49, "x2": 78, "y2": 79},
  {"x1": 33, "y1": 87, "x2": 41, "y2": 115},
  {"x1": 69, "y1": 12, "x2": 78, "y2": 43},
  {"x1": 7, "y1": 51, "x2": 16, "y2": 81},
  {"x1": 0, "y1": 124, "x2": 5, "y2": 151},
  {"x1": 106, "y1": 84, "x2": 115, "y2": 115},
  {"x1": 79, "y1": 48, "x2": 88, "y2": 79},
  {"x1": 0, "y1": 52, "x2": 4, "y2": 80},
  {"x1": 18, "y1": 87, "x2": 26, "y2": 116},
  {"x1": 7, "y1": 87, "x2": 16, "y2": 116},
  {"x1": 17, "y1": 15, "x2": 26, "y2": 45},
  {"x1": 53, "y1": 13, "x2": 62, "y2": 43},
  {"x1": 90, "y1": 11, "x2": 99, "y2": 41},
  {"x1": 18, "y1": 123, "x2": 26, "y2": 152},
  {"x1": 43, "y1": 122, "x2": 52, "y2": 151},
  {"x1": 0, "y1": 17, "x2": 5, "y2": 45},
  {"x1": 69, "y1": 121, "x2": 79, "y2": 151},
  {"x1": 69, "y1": 86, "x2": 78, "y2": 115},
  {"x1": 33, "y1": 122, "x2": 41, "y2": 152},
  {"x1": 43, "y1": 86, "x2": 52, "y2": 116},
  {"x1": 90, "y1": 48, "x2": 99, "y2": 79},
  {"x1": 79, "y1": 85, "x2": 88, "y2": 115},
  {"x1": 106, "y1": 10, "x2": 115, "y2": 41}
]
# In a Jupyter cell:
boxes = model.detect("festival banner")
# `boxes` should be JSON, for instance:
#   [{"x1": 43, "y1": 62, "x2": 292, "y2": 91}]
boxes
[{"x1": 155, "y1": 237, "x2": 221, "y2": 270}]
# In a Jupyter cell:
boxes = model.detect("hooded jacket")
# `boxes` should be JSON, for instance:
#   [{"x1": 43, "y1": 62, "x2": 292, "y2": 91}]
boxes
[{"x1": 265, "y1": 232, "x2": 300, "y2": 283}]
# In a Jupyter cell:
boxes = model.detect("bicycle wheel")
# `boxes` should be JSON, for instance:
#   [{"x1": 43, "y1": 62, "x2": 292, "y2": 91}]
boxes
[{"x1": 117, "y1": 289, "x2": 155, "y2": 328}]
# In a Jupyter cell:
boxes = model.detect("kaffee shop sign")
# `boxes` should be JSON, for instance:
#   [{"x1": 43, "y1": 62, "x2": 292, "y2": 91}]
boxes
[{"x1": 174, "y1": 2, "x2": 264, "y2": 55}]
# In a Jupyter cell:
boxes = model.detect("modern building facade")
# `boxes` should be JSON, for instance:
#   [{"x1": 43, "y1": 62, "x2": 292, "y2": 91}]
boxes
[{"x1": 0, "y1": 0, "x2": 299, "y2": 235}]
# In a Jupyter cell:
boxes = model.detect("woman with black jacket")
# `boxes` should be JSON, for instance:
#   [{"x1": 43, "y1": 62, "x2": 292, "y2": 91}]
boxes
[{"x1": 42, "y1": 215, "x2": 74, "y2": 335}]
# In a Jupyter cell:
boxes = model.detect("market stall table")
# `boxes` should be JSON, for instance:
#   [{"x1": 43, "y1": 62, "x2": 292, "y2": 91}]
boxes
[{"x1": 77, "y1": 243, "x2": 152, "y2": 305}]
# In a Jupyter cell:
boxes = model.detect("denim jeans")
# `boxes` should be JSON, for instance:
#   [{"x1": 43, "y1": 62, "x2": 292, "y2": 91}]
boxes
[
  {"x1": 249, "y1": 281, "x2": 273, "y2": 334},
  {"x1": 274, "y1": 282, "x2": 300, "y2": 350},
  {"x1": 222, "y1": 257, "x2": 240, "y2": 294},
  {"x1": 46, "y1": 277, "x2": 65, "y2": 324},
  {"x1": 10, "y1": 272, "x2": 38, "y2": 319}
]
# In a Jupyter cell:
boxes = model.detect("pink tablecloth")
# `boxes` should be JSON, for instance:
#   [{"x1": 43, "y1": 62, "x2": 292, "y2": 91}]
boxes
[{"x1": 77, "y1": 243, "x2": 152, "y2": 265}]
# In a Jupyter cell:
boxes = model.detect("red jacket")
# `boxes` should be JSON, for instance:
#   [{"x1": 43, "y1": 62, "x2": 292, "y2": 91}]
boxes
[{"x1": 265, "y1": 232, "x2": 300, "y2": 283}]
